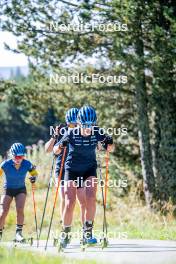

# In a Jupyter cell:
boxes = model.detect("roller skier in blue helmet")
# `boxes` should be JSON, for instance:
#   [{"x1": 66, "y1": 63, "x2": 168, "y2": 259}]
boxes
[
  {"x1": 0, "y1": 143, "x2": 38, "y2": 242},
  {"x1": 45, "y1": 108, "x2": 86, "y2": 226},
  {"x1": 54, "y1": 106, "x2": 113, "y2": 248}
]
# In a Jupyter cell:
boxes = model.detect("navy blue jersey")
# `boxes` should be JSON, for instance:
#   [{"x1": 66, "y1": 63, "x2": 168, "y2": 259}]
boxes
[
  {"x1": 55, "y1": 127, "x2": 106, "y2": 171},
  {"x1": 55, "y1": 127, "x2": 68, "y2": 179}
]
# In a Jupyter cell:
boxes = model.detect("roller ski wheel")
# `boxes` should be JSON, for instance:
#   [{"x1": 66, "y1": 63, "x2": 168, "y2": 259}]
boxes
[
  {"x1": 80, "y1": 238, "x2": 87, "y2": 252},
  {"x1": 58, "y1": 241, "x2": 65, "y2": 252},
  {"x1": 27, "y1": 237, "x2": 33, "y2": 246},
  {"x1": 53, "y1": 237, "x2": 58, "y2": 247},
  {"x1": 13, "y1": 238, "x2": 26, "y2": 247},
  {"x1": 13, "y1": 238, "x2": 26, "y2": 244},
  {"x1": 100, "y1": 237, "x2": 108, "y2": 249},
  {"x1": 80, "y1": 237, "x2": 98, "y2": 251},
  {"x1": 58, "y1": 238, "x2": 69, "y2": 252},
  {"x1": 58, "y1": 226, "x2": 71, "y2": 252}
]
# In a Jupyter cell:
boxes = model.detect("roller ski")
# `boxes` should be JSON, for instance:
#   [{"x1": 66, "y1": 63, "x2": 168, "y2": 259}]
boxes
[
  {"x1": 13, "y1": 231, "x2": 33, "y2": 246},
  {"x1": 80, "y1": 221, "x2": 97, "y2": 251},
  {"x1": 58, "y1": 226, "x2": 71, "y2": 252},
  {"x1": 53, "y1": 231, "x2": 59, "y2": 247},
  {"x1": 53, "y1": 236, "x2": 58, "y2": 247},
  {"x1": 53, "y1": 219, "x2": 63, "y2": 246},
  {"x1": 100, "y1": 236, "x2": 108, "y2": 249}
]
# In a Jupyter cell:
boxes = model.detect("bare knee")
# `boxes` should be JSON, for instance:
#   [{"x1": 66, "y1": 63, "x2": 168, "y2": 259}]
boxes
[
  {"x1": 0, "y1": 207, "x2": 9, "y2": 218},
  {"x1": 86, "y1": 188, "x2": 96, "y2": 200}
]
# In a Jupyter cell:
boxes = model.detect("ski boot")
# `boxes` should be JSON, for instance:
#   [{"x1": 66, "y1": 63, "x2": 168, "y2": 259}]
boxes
[
  {"x1": 80, "y1": 221, "x2": 97, "y2": 251},
  {"x1": 58, "y1": 226, "x2": 71, "y2": 252},
  {"x1": 14, "y1": 230, "x2": 26, "y2": 244}
]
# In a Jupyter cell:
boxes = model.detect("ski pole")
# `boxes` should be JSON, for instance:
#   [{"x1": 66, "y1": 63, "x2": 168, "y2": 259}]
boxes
[
  {"x1": 31, "y1": 183, "x2": 39, "y2": 247},
  {"x1": 104, "y1": 149, "x2": 110, "y2": 206},
  {"x1": 97, "y1": 150, "x2": 108, "y2": 240},
  {"x1": 45, "y1": 147, "x2": 67, "y2": 251},
  {"x1": 38, "y1": 156, "x2": 55, "y2": 244}
]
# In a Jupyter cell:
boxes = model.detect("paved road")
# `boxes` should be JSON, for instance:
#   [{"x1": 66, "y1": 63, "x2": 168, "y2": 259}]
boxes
[{"x1": 2, "y1": 239, "x2": 176, "y2": 264}]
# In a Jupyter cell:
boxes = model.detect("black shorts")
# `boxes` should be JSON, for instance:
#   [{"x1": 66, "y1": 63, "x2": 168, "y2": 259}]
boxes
[
  {"x1": 64, "y1": 166, "x2": 97, "y2": 188},
  {"x1": 4, "y1": 187, "x2": 27, "y2": 198}
]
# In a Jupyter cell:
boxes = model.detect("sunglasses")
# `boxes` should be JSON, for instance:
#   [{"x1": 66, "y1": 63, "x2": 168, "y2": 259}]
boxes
[{"x1": 14, "y1": 156, "x2": 24, "y2": 160}]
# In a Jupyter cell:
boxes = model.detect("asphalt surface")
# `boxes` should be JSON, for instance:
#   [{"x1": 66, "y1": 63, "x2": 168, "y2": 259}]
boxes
[{"x1": 2, "y1": 239, "x2": 176, "y2": 264}]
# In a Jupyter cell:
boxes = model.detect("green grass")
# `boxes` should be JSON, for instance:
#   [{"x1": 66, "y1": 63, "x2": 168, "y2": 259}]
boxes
[
  {"x1": 2, "y1": 187, "x2": 176, "y2": 242},
  {"x1": 0, "y1": 247, "x2": 99, "y2": 264}
]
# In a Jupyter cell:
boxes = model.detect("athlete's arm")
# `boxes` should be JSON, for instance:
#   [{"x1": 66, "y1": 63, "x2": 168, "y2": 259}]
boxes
[
  {"x1": 45, "y1": 137, "x2": 57, "y2": 153},
  {"x1": 53, "y1": 132, "x2": 69, "y2": 155},
  {"x1": 96, "y1": 128, "x2": 114, "y2": 151},
  {"x1": 102, "y1": 135, "x2": 114, "y2": 152},
  {"x1": 53, "y1": 144, "x2": 63, "y2": 155},
  {"x1": 45, "y1": 125, "x2": 65, "y2": 153}
]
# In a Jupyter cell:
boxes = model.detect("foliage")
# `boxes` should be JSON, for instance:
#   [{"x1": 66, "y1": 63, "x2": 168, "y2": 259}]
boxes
[{"x1": 0, "y1": 0, "x2": 176, "y2": 206}]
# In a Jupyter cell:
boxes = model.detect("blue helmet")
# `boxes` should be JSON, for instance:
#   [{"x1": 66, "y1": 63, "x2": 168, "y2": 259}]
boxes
[
  {"x1": 65, "y1": 108, "x2": 79, "y2": 124},
  {"x1": 77, "y1": 106, "x2": 97, "y2": 125},
  {"x1": 10, "y1": 143, "x2": 26, "y2": 156}
]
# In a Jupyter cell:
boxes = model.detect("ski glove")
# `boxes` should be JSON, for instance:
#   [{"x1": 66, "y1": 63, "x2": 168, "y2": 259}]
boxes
[
  {"x1": 102, "y1": 136, "x2": 113, "y2": 150},
  {"x1": 60, "y1": 137, "x2": 69, "y2": 148},
  {"x1": 52, "y1": 123, "x2": 66, "y2": 139},
  {"x1": 29, "y1": 176, "x2": 37, "y2": 183}
]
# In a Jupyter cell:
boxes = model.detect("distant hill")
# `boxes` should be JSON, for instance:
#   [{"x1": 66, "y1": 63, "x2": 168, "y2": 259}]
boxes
[{"x1": 0, "y1": 66, "x2": 29, "y2": 80}]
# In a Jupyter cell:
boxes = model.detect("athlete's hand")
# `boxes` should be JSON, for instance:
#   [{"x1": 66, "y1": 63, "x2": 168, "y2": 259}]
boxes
[
  {"x1": 102, "y1": 136, "x2": 113, "y2": 150},
  {"x1": 52, "y1": 123, "x2": 65, "y2": 139},
  {"x1": 29, "y1": 176, "x2": 36, "y2": 184},
  {"x1": 60, "y1": 137, "x2": 69, "y2": 148},
  {"x1": 107, "y1": 144, "x2": 114, "y2": 152}
]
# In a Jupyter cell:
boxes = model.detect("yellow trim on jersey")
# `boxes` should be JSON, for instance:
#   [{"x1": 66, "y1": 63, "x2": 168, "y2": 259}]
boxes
[
  {"x1": 0, "y1": 167, "x2": 3, "y2": 177},
  {"x1": 29, "y1": 169, "x2": 38, "y2": 177}
]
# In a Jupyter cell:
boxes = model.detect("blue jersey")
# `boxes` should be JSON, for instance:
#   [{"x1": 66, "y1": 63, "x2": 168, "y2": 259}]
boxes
[
  {"x1": 0, "y1": 159, "x2": 34, "y2": 189},
  {"x1": 56, "y1": 127, "x2": 106, "y2": 171}
]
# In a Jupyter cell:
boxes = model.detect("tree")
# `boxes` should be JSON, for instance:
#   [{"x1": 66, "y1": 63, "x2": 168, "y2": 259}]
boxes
[{"x1": 1, "y1": 0, "x2": 176, "y2": 207}]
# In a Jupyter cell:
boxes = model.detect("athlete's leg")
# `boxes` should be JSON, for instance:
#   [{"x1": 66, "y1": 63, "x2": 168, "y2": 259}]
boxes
[
  {"x1": 15, "y1": 193, "x2": 26, "y2": 226},
  {"x1": 76, "y1": 187, "x2": 86, "y2": 224},
  {"x1": 63, "y1": 181, "x2": 77, "y2": 226},
  {"x1": 0, "y1": 195, "x2": 13, "y2": 229},
  {"x1": 85, "y1": 176, "x2": 97, "y2": 221},
  {"x1": 59, "y1": 185, "x2": 65, "y2": 221}
]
